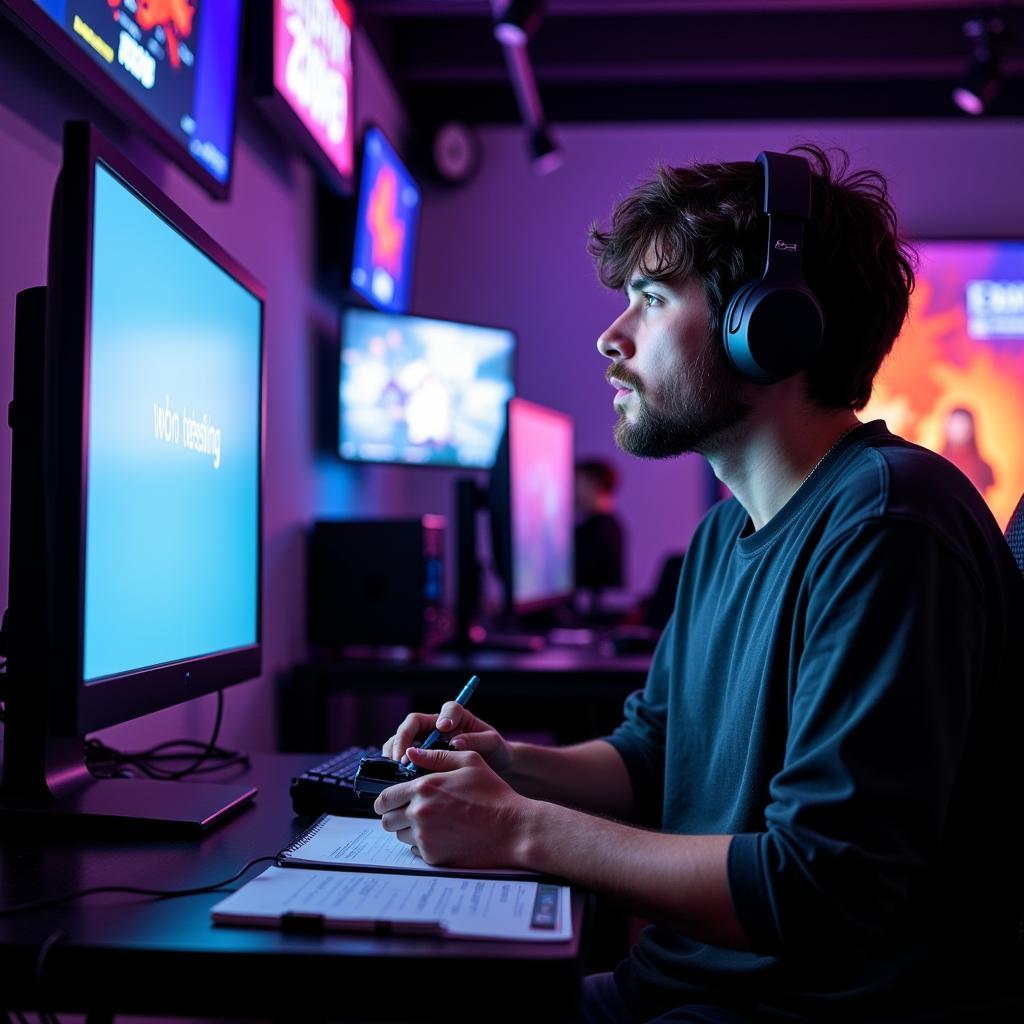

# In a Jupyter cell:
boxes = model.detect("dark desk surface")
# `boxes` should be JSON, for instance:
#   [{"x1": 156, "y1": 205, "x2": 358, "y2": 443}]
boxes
[
  {"x1": 0, "y1": 753, "x2": 588, "y2": 1021},
  {"x1": 279, "y1": 647, "x2": 651, "y2": 752}
]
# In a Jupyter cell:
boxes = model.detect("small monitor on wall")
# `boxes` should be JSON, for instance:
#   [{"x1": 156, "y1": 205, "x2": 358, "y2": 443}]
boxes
[
  {"x1": 338, "y1": 306, "x2": 515, "y2": 469},
  {"x1": 350, "y1": 126, "x2": 420, "y2": 313},
  {"x1": 863, "y1": 239, "x2": 1024, "y2": 530},
  {"x1": 251, "y1": 0, "x2": 356, "y2": 193},
  {"x1": 1, "y1": 0, "x2": 243, "y2": 196}
]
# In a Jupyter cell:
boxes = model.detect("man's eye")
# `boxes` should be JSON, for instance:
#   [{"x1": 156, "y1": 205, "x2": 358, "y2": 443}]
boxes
[{"x1": 643, "y1": 292, "x2": 661, "y2": 308}]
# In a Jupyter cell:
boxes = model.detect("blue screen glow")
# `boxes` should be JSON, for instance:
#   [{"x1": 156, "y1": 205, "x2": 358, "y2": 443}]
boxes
[{"x1": 83, "y1": 164, "x2": 262, "y2": 682}]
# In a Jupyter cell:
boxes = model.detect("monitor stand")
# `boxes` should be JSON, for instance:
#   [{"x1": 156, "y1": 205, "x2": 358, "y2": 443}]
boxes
[{"x1": 0, "y1": 731, "x2": 258, "y2": 838}]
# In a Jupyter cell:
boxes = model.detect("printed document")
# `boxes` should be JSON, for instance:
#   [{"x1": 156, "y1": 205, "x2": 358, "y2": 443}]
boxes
[
  {"x1": 210, "y1": 865, "x2": 572, "y2": 941},
  {"x1": 278, "y1": 814, "x2": 540, "y2": 879}
]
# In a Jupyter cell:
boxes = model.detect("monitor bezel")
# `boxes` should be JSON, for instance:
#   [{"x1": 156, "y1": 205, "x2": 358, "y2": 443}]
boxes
[
  {"x1": 0, "y1": 0, "x2": 241, "y2": 199},
  {"x1": 249, "y1": 0, "x2": 357, "y2": 196},
  {"x1": 46, "y1": 121, "x2": 265, "y2": 737},
  {"x1": 348, "y1": 123, "x2": 421, "y2": 313},
  {"x1": 336, "y1": 303, "x2": 518, "y2": 471}
]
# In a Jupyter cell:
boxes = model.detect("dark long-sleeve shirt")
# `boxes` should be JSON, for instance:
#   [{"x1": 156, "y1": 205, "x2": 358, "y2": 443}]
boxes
[{"x1": 605, "y1": 421, "x2": 1023, "y2": 1021}]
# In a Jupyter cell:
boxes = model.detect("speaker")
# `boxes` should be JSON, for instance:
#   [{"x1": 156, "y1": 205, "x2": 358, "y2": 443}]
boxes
[
  {"x1": 308, "y1": 518, "x2": 446, "y2": 650},
  {"x1": 721, "y1": 151, "x2": 824, "y2": 385}
]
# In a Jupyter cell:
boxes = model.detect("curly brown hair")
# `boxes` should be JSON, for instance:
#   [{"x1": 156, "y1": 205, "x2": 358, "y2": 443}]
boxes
[{"x1": 587, "y1": 145, "x2": 916, "y2": 411}]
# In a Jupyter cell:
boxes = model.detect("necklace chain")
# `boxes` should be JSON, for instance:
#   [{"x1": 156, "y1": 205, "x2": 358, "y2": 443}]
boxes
[{"x1": 801, "y1": 423, "x2": 859, "y2": 488}]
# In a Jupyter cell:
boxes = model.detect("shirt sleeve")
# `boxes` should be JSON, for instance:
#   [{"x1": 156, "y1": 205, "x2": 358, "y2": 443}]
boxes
[
  {"x1": 727, "y1": 517, "x2": 987, "y2": 959},
  {"x1": 603, "y1": 611, "x2": 675, "y2": 827}
]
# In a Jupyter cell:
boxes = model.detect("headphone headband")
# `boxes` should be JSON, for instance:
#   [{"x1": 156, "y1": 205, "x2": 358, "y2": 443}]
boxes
[{"x1": 758, "y1": 151, "x2": 812, "y2": 220}]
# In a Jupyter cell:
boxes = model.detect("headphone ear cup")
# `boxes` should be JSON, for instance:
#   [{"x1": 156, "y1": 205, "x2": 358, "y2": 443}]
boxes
[
  {"x1": 722, "y1": 281, "x2": 823, "y2": 385},
  {"x1": 721, "y1": 278, "x2": 766, "y2": 379}
]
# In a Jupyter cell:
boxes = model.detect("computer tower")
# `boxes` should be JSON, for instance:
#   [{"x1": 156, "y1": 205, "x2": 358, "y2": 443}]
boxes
[{"x1": 307, "y1": 517, "x2": 446, "y2": 650}]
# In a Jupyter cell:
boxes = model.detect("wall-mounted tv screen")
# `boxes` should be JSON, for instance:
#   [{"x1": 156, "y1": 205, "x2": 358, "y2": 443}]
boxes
[
  {"x1": 338, "y1": 307, "x2": 515, "y2": 469},
  {"x1": 251, "y1": 0, "x2": 355, "y2": 193},
  {"x1": 2, "y1": 0, "x2": 242, "y2": 196},
  {"x1": 350, "y1": 126, "x2": 420, "y2": 313},
  {"x1": 863, "y1": 239, "x2": 1024, "y2": 530}
]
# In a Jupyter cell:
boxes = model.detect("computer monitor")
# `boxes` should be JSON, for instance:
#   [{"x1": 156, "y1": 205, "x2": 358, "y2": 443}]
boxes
[
  {"x1": 1, "y1": 0, "x2": 243, "y2": 197},
  {"x1": 1, "y1": 122, "x2": 264, "y2": 831},
  {"x1": 250, "y1": 0, "x2": 356, "y2": 194},
  {"x1": 863, "y1": 239, "x2": 1024, "y2": 530},
  {"x1": 490, "y1": 398, "x2": 575, "y2": 615},
  {"x1": 338, "y1": 306, "x2": 516, "y2": 469},
  {"x1": 350, "y1": 126, "x2": 420, "y2": 312}
]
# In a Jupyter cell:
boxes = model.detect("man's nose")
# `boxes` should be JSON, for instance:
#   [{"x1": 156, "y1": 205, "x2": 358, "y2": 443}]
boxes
[{"x1": 597, "y1": 312, "x2": 634, "y2": 360}]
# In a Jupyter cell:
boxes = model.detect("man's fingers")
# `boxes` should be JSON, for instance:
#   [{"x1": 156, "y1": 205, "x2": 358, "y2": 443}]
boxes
[
  {"x1": 435, "y1": 701, "x2": 466, "y2": 731},
  {"x1": 405, "y1": 747, "x2": 479, "y2": 773},
  {"x1": 448, "y1": 730, "x2": 496, "y2": 753},
  {"x1": 373, "y1": 779, "x2": 415, "y2": 816},
  {"x1": 379, "y1": 809, "x2": 409, "y2": 833}
]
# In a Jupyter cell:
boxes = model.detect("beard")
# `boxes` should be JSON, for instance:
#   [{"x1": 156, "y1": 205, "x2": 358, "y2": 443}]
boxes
[{"x1": 611, "y1": 336, "x2": 752, "y2": 459}]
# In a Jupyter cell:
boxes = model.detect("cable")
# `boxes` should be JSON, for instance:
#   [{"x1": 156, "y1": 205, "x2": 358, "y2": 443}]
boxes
[
  {"x1": 33, "y1": 929, "x2": 67, "y2": 1024},
  {"x1": 85, "y1": 689, "x2": 250, "y2": 781},
  {"x1": 0, "y1": 855, "x2": 277, "y2": 919}
]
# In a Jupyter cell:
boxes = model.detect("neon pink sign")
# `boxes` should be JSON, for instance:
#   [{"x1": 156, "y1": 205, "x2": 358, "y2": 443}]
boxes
[{"x1": 273, "y1": 0, "x2": 354, "y2": 180}]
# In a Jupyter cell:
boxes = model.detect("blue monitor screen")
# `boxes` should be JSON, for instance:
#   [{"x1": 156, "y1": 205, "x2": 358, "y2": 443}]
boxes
[
  {"x1": 350, "y1": 127, "x2": 420, "y2": 313},
  {"x1": 338, "y1": 307, "x2": 515, "y2": 468},
  {"x1": 25, "y1": 0, "x2": 240, "y2": 186},
  {"x1": 82, "y1": 163, "x2": 262, "y2": 683}
]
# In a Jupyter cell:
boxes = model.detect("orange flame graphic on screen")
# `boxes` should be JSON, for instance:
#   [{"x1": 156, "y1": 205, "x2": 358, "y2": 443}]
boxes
[
  {"x1": 865, "y1": 277, "x2": 1024, "y2": 529},
  {"x1": 107, "y1": 0, "x2": 194, "y2": 69},
  {"x1": 367, "y1": 165, "x2": 405, "y2": 278}
]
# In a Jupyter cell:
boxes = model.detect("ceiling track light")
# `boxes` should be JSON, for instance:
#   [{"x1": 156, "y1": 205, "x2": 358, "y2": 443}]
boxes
[
  {"x1": 492, "y1": 0, "x2": 547, "y2": 48},
  {"x1": 493, "y1": 4, "x2": 562, "y2": 174},
  {"x1": 952, "y1": 16, "x2": 1006, "y2": 116}
]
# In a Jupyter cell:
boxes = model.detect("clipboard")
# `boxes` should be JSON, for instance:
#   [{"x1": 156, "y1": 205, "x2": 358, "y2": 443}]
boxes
[{"x1": 209, "y1": 865, "x2": 573, "y2": 942}]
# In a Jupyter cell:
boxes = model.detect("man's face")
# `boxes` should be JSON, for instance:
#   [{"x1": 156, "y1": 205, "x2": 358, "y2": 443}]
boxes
[{"x1": 597, "y1": 270, "x2": 752, "y2": 458}]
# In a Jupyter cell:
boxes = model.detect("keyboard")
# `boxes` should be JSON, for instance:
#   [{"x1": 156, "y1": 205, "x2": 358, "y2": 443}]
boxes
[{"x1": 289, "y1": 745, "x2": 382, "y2": 817}]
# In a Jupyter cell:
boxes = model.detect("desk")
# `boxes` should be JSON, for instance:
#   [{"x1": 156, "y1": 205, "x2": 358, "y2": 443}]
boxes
[
  {"x1": 277, "y1": 649, "x2": 651, "y2": 753},
  {"x1": 0, "y1": 754, "x2": 589, "y2": 1022}
]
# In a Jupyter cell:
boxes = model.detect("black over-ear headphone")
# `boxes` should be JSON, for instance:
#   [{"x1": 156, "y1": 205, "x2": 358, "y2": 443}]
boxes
[{"x1": 721, "y1": 151, "x2": 824, "y2": 385}]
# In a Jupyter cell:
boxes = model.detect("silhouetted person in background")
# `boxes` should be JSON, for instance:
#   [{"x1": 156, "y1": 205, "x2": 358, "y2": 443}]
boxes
[
  {"x1": 574, "y1": 458, "x2": 626, "y2": 618},
  {"x1": 941, "y1": 405, "x2": 995, "y2": 496}
]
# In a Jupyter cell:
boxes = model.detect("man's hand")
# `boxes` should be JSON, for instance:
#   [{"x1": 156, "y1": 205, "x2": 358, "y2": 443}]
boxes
[
  {"x1": 373, "y1": 747, "x2": 530, "y2": 868},
  {"x1": 382, "y1": 705, "x2": 513, "y2": 776}
]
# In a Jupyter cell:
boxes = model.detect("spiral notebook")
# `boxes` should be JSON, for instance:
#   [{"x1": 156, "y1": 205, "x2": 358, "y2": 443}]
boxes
[{"x1": 276, "y1": 814, "x2": 541, "y2": 880}]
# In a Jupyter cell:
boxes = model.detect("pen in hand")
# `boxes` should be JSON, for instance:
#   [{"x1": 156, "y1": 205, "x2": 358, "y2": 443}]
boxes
[{"x1": 408, "y1": 674, "x2": 480, "y2": 770}]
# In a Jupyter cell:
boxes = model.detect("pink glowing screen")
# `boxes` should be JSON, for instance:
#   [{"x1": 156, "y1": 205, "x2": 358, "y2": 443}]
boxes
[
  {"x1": 862, "y1": 240, "x2": 1024, "y2": 529},
  {"x1": 272, "y1": 0, "x2": 354, "y2": 183},
  {"x1": 508, "y1": 397, "x2": 575, "y2": 609}
]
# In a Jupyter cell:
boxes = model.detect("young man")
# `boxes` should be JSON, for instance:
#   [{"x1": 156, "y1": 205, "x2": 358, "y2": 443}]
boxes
[{"x1": 375, "y1": 148, "x2": 1024, "y2": 1021}]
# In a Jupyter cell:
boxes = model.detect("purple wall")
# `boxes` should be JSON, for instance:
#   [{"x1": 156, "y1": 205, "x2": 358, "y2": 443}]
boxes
[
  {"x1": 0, "y1": 21, "x2": 411, "y2": 754},
  {"x1": 3, "y1": 15, "x2": 1024, "y2": 759},
  {"x1": 412, "y1": 121, "x2": 1024, "y2": 603}
]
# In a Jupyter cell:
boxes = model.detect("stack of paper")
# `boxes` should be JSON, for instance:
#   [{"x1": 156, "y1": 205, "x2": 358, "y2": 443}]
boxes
[{"x1": 210, "y1": 814, "x2": 571, "y2": 942}]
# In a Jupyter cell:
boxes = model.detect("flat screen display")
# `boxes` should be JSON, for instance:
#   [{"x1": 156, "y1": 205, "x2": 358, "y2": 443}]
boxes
[
  {"x1": 338, "y1": 307, "x2": 515, "y2": 468},
  {"x1": 350, "y1": 126, "x2": 420, "y2": 313},
  {"x1": 7, "y1": 0, "x2": 241, "y2": 190},
  {"x1": 508, "y1": 398, "x2": 574, "y2": 610},
  {"x1": 272, "y1": 0, "x2": 354, "y2": 188},
  {"x1": 863, "y1": 239, "x2": 1024, "y2": 529},
  {"x1": 82, "y1": 163, "x2": 262, "y2": 682}
]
